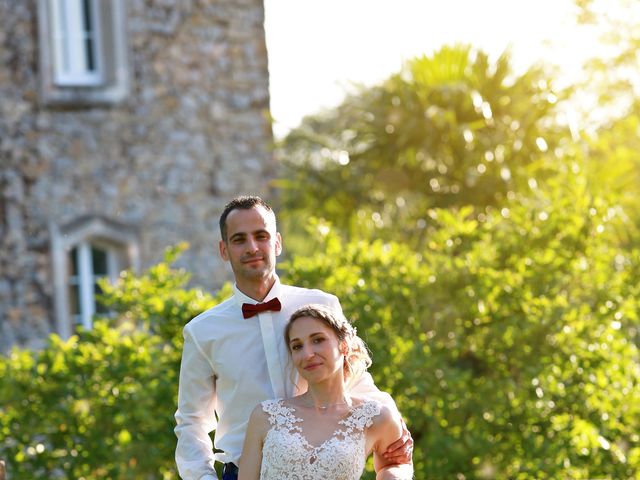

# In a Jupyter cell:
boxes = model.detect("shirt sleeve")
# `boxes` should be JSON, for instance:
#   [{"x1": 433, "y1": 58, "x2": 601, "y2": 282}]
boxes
[{"x1": 174, "y1": 324, "x2": 218, "y2": 480}]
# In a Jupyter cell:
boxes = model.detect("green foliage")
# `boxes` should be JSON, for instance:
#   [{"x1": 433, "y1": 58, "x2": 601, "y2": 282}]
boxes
[
  {"x1": 97, "y1": 242, "x2": 224, "y2": 345},
  {"x1": 574, "y1": 0, "x2": 640, "y2": 118},
  {"x1": 277, "y1": 44, "x2": 567, "y2": 248},
  {"x1": 280, "y1": 174, "x2": 640, "y2": 479},
  {"x1": 3, "y1": 14, "x2": 640, "y2": 479},
  {"x1": 275, "y1": 28, "x2": 640, "y2": 479},
  {"x1": 0, "y1": 245, "x2": 223, "y2": 479},
  {"x1": 579, "y1": 101, "x2": 640, "y2": 247},
  {"x1": 2, "y1": 192, "x2": 637, "y2": 479},
  {"x1": 0, "y1": 325, "x2": 177, "y2": 479},
  {"x1": 567, "y1": 1, "x2": 640, "y2": 242}
]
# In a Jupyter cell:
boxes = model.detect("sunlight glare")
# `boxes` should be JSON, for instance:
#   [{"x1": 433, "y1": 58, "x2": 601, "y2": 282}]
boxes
[{"x1": 264, "y1": 0, "x2": 582, "y2": 138}]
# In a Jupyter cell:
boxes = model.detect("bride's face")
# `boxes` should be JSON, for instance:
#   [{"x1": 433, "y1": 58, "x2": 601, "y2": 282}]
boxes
[{"x1": 288, "y1": 316, "x2": 345, "y2": 383}]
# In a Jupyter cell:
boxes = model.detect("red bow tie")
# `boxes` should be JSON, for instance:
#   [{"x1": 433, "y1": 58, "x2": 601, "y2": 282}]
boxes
[{"x1": 242, "y1": 297, "x2": 282, "y2": 319}]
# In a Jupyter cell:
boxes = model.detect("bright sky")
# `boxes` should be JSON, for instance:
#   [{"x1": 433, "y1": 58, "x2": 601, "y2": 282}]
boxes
[{"x1": 264, "y1": 0, "x2": 590, "y2": 138}]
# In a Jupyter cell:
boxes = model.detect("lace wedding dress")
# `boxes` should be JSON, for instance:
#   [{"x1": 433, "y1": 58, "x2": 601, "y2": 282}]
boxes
[{"x1": 259, "y1": 398, "x2": 381, "y2": 480}]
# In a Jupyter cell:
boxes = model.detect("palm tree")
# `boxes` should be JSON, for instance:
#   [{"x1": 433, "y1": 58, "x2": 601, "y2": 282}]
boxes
[{"x1": 277, "y1": 44, "x2": 566, "y2": 247}]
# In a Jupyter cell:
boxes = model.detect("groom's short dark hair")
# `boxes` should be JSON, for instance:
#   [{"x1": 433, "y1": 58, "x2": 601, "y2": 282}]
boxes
[{"x1": 219, "y1": 195, "x2": 274, "y2": 241}]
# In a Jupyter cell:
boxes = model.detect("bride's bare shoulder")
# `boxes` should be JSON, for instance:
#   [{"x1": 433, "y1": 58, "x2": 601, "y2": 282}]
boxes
[
  {"x1": 364, "y1": 401, "x2": 401, "y2": 430},
  {"x1": 248, "y1": 400, "x2": 276, "y2": 428}
]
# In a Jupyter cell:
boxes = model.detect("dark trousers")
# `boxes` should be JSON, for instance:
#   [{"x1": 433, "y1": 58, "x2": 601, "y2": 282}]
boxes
[{"x1": 222, "y1": 462, "x2": 239, "y2": 480}]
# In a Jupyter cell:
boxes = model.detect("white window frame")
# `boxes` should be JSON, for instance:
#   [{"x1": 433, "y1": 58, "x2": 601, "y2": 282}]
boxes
[
  {"x1": 50, "y1": 0, "x2": 104, "y2": 86},
  {"x1": 50, "y1": 216, "x2": 139, "y2": 338},
  {"x1": 37, "y1": 0, "x2": 130, "y2": 105},
  {"x1": 69, "y1": 241, "x2": 120, "y2": 330}
]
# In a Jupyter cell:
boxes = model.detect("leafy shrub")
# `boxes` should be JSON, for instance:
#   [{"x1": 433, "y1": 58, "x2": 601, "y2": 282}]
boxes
[
  {"x1": 0, "y1": 324, "x2": 178, "y2": 479},
  {"x1": 280, "y1": 175, "x2": 640, "y2": 479},
  {"x1": 0, "y1": 245, "x2": 220, "y2": 479},
  {"x1": 2, "y1": 184, "x2": 638, "y2": 479}
]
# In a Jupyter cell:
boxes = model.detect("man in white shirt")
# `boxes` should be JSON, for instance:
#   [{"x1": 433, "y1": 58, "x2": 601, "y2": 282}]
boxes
[{"x1": 174, "y1": 196, "x2": 411, "y2": 480}]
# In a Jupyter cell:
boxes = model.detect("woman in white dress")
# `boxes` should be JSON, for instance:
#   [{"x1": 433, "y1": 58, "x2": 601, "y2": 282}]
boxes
[{"x1": 238, "y1": 304, "x2": 413, "y2": 480}]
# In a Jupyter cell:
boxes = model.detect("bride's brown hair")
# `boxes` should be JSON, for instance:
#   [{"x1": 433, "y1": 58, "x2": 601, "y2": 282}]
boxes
[{"x1": 285, "y1": 304, "x2": 372, "y2": 386}]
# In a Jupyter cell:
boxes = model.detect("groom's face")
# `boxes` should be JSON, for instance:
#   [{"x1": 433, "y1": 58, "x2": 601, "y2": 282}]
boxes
[{"x1": 219, "y1": 206, "x2": 282, "y2": 284}]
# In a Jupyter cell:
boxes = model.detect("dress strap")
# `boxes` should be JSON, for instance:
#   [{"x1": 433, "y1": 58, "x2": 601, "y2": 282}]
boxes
[
  {"x1": 261, "y1": 399, "x2": 303, "y2": 433},
  {"x1": 340, "y1": 400, "x2": 382, "y2": 433}
]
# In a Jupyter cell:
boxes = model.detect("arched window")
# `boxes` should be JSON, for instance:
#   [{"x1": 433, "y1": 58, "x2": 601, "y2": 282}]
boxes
[
  {"x1": 68, "y1": 240, "x2": 121, "y2": 329},
  {"x1": 51, "y1": 216, "x2": 139, "y2": 337}
]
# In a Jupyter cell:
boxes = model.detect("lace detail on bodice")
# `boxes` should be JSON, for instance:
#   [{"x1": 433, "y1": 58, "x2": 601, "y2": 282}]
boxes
[{"x1": 259, "y1": 399, "x2": 381, "y2": 480}]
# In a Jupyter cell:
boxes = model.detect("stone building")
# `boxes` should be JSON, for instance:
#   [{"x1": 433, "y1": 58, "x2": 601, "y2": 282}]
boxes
[{"x1": 0, "y1": 0, "x2": 274, "y2": 352}]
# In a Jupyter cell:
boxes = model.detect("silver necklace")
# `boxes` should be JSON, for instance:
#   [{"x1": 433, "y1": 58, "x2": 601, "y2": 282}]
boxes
[
  {"x1": 303, "y1": 396, "x2": 351, "y2": 410},
  {"x1": 317, "y1": 402, "x2": 348, "y2": 410}
]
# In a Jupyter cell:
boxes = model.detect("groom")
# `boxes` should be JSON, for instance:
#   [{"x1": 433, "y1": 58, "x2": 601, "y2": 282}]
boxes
[{"x1": 174, "y1": 196, "x2": 412, "y2": 480}]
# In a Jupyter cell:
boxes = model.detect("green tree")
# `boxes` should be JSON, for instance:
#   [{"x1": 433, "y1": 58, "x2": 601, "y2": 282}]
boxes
[
  {"x1": 280, "y1": 171, "x2": 640, "y2": 479},
  {"x1": 574, "y1": 0, "x2": 640, "y2": 121},
  {"x1": 578, "y1": 101, "x2": 640, "y2": 248},
  {"x1": 98, "y1": 242, "x2": 227, "y2": 345},
  {"x1": 277, "y1": 44, "x2": 566, "y2": 248},
  {"x1": 569, "y1": 0, "x2": 640, "y2": 246},
  {"x1": 2, "y1": 185, "x2": 638, "y2": 479},
  {"x1": 0, "y1": 324, "x2": 178, "y2": 479},
  {"x1": 0, "y1": 245, "x2": 222, "y2": 479}
]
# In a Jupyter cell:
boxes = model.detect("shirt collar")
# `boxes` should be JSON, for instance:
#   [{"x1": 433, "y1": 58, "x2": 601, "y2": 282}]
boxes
[{"x1": 232, "y1": 275, "x2": 282, "y2": 306}]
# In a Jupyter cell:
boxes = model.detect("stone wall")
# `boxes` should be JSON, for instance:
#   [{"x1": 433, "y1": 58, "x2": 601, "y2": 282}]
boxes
[{"x1": 0, "y1": 0, "x2": 274, "y2": 352}]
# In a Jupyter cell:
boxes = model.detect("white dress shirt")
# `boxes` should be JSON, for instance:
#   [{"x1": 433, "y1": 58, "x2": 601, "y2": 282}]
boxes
[{"x1": 174, "y1": 276, "x2": 387, "y2": 480}]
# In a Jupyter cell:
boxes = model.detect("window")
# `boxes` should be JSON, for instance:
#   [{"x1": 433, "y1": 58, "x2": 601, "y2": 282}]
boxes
[
  {"x1": 51, "y1": 216, "x2": 139, "y2": 337},
  {"x1": 50, "y1": 0, "x2": 103, "y2": 86},
  {"x1": 38, "y1": 0, "x2": 129, "y2": 105},
  {"x1": 68, "y1": 241, "x2": 120, "y2": 330}
]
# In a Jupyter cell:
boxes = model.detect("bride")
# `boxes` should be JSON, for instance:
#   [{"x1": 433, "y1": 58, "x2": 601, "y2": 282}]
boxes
[{"x1": 238, "y1": 304, "x2": 413, "y2": 480}]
